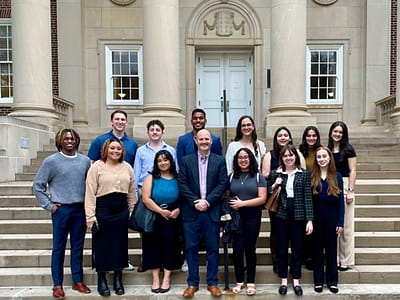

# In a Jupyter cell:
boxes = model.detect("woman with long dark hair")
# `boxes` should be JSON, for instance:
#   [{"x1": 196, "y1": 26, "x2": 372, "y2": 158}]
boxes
[
  {"x1": 228, "y1": 148, "x2": 266, "y2": 296},
  {"x1": 299, "y1": 126, "x2": 322, "y2": 171},
  {"x1": 328, "y1": 121, "x2": 356, "y2": 271},
  {"x1": 141, "y1": 150, "x2": 182, "y2": 294},
  {"x1": 225, "y1": 115, "x2": 266, "y2": 174}
]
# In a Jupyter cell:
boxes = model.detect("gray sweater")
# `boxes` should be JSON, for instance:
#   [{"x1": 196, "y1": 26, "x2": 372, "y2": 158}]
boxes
[{"x1": 33, "y1": 152, "x2": 91, "y2": 211}]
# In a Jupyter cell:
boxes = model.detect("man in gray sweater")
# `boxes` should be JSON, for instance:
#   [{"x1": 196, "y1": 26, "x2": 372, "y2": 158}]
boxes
[{"x1": 33, "y1": 129, "x2": 91, "y2": 300}]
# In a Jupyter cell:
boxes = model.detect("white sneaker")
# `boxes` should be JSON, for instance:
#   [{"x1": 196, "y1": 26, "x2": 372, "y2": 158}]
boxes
[
  {"x1": 181, "y1": 259, "x2": 188, "y2": 272},
  {"x1": 125, "y1": 261, "x2": 135, "y2": 271}
]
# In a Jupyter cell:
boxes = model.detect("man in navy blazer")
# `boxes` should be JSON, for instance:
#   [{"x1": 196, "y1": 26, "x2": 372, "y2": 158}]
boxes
[
  {"x1": 178, "y1": 129, "x2": 228, "y2": 298},
  {"x1": 176, "y1": 108, "x2": 222, "y2": 167}
]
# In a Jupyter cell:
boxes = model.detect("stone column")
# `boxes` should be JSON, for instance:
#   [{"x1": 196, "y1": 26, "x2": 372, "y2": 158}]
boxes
[
  {"x1": 265, "y1": 0, "x2": 315, "y2": 139},
  {"x1": 57, "y1": 0, "x2": 86, "y2": 127},
  {"x1": 133, "y1": 0, "x2": 185, "y2": 141},
  {"x1": 390, "y1": 0, "x2": 400, "y2": 137},
  {"x1": 364, "y1": 0, "x2": 390, "y2": 125},
  {"x1": 9, "y1": 0, "x2": 58, "y2": 124}
]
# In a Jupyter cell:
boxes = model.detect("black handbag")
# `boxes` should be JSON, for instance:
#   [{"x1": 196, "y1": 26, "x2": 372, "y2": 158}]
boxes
[
  {"x1": 128, "y1": 195, "x2": 156, "y2": 232},
  {"x1": 128, "y1": 176, "x2": 156, "y2": 233}
]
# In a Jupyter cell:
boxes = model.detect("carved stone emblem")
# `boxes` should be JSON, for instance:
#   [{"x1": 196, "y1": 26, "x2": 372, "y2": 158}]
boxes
[
  {"x1": 312, "y1": 0, "x2": 337, "y2": 5},
  {"x1": 110, "y1": 0, "x2": 136, "y2": 6},
  {"x1": 204, "y1": 11, "x2": 245, "y2": 37}
]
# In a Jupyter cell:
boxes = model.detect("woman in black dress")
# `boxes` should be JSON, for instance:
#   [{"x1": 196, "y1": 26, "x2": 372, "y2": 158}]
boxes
[{"x1": 141, "y1": 150, "x2": 182, "y2": 293}]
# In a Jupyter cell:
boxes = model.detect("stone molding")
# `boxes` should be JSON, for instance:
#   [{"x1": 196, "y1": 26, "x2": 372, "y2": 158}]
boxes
[
  {"x1": 110, "y1": 0, "x2": 135, "y2": 6},
  {"x1": 312, "y1": 0, "x2": 337, "y2": 5}
]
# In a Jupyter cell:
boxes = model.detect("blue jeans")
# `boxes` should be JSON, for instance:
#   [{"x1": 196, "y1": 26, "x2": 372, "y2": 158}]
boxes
[
  {"x1": 51, "y1": 203, "x2": 86, "y2": 286},
  {"x1": 183, "y1": 213, "x2": 220, "y2": 286}
]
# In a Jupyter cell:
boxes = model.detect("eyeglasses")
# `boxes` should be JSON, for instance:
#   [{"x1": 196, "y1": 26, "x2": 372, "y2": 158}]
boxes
[{"x1": 238, "y1": 156, "x2": 249, "y2": 160}]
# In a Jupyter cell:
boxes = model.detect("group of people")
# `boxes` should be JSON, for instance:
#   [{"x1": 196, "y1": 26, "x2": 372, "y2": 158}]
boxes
[{"x1": 33, "y1": 108, "x2": 356, "y2": 299}]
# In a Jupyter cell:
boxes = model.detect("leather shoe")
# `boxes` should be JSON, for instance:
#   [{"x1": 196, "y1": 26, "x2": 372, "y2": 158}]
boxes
[
  {"x1": 278, "y1": 285, "x2": 287, "y2": 295},
  {"x1": 72, "y1": 282, "x2": 91, "y2": 294},
  {"x1": 183, "y1": 286, "x2": 199, "y2": 298},
  {"x1": 207, "y1": 285, "x2": 222, "y2": 297},
  {"x1": 52, "y1": 285, "x2": 65, "y2": 300},
  {"x1": 314, "y1": 285, "x2": 323, "y2": 293},
  {"x1": 293, "y1": 285, "x2": 303, "y2": 296},
  {"x1": 329, "y1": 286, "x2": 339, "y2": 293}
]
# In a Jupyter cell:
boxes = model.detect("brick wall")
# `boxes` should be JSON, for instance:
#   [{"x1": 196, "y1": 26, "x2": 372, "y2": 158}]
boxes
[
  {"x1": 391, "y1": 0, "x2": 397, "y2": 96},
  {"x1": 51, "y1": 0, "x2": 59, "y2": 96}
]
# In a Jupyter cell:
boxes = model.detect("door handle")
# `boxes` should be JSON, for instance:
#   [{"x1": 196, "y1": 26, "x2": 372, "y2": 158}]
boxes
[
  {"x1": 221, "y1": 101, "x2": 223, "y2": 112},
  {"x1": 227, "y1": 101, "x2": 229, "y2": 112}
]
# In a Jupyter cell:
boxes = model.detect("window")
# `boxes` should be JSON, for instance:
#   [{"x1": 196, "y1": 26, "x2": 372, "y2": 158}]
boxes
[
  {"x1": 105, "y1": 45, "x2": 143, "y2": 105},
  {"x1": 306, "y1": 45, "x2": 343, "y2": 105},
  {"x1": 0, "y1": 22, "x2": 12, "y2": 104}
]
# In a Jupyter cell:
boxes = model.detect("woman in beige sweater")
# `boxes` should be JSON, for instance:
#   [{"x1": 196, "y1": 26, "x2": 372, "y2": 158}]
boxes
[{"x1": 85, "y1": 139, "x2": 136, "y2": 296}]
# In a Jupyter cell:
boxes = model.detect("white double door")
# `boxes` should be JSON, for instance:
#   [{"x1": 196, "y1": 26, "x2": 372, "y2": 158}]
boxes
[{"x1": 196, "y1": 53, "x2": 253, "y2": 127}]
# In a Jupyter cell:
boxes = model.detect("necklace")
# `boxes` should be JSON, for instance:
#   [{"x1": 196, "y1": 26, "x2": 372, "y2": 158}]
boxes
[{"x1": 240, "y1": 174, "x2": 249, "y2": 185}]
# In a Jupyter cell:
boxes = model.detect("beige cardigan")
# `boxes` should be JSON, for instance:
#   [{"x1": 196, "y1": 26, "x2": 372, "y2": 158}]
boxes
[{"x1": 85, "y1": 160, "x2": 137, "y2": 223}]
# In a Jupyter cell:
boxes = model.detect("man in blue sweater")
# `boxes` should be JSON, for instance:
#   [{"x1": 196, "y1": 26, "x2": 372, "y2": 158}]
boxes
[{"x1": 33, "y1": 129, "x2": 91, "y2": 300}]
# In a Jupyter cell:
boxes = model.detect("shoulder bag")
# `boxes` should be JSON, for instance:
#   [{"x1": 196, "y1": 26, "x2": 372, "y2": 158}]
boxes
[
  {"x1": 264, "y1": 184, "x2": 281, "y2": 212},
  {"x1": 128, "y1": 177, "x2": 156, "y2": 233}
]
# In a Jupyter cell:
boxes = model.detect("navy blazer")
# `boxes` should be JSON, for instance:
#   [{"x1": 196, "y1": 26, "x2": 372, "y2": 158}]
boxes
[
  {"x1": 176, "y1": 132, "x2": 223, "y2": 167},
  {"x1": 178, "y1": 152, "x2": 228, "y2": 223}
]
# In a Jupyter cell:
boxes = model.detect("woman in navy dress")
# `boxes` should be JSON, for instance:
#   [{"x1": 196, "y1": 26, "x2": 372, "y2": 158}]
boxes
[
  {"x1": 141, "y1": 150, "x2": 181, "y2": 294},
  {"x1": 311, "y1": 146, "x2": 344, "y2": 294}
]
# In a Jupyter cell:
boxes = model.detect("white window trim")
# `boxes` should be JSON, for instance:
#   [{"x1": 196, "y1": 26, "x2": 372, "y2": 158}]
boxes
[
  {"x1": 306, "y1": 45, "x2": 343, "y2": 105},
  {"x1": 0, "y1": 20, "x2": 12, "y2": 104},
  {"x1": 105, "y1": 44, "x2": 143, "y2": 105}
]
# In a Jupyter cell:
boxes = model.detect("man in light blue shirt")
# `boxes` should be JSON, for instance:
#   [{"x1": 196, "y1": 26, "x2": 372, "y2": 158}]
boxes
[{"x1": 134, "y1": 119, "x2": 177, "y2": 194}]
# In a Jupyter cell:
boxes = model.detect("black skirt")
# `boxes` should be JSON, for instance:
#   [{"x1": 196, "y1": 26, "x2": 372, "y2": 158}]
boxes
[{"x1": 92, "y1": 192, "x2": 128, "y2": 272}]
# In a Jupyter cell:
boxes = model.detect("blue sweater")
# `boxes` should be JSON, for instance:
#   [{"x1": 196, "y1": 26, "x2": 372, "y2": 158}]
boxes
[{"x1": 33, "y1": 152, "x2": 91, "y2": 211}]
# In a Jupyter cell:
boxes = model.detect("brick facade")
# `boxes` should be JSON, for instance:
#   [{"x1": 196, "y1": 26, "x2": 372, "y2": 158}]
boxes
[{"x1": 391, "y1": 0, "x2": 397, "y2": 96}]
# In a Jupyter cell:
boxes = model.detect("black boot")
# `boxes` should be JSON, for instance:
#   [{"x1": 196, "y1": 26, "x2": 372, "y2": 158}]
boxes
[
  {"x1": 97, "y1": 272, "x2": 110, "y2": 296},
  {"x1": 113, "y1": 270, "x2": 125, "y2": 295}
]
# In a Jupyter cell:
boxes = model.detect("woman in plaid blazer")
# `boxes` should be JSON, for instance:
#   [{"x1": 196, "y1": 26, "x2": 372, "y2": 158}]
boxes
[{"x1": 267, "y1": 144, "x2": 314, "y2": 296}]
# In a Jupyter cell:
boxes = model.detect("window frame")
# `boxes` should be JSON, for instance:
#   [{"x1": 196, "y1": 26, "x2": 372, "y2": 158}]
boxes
[
  {"x1": 105, "y1": 44, "x2": 143, "y2": 105},
  {"x1": 0, "y1": 19, "x2": 13, "y2": 104},
  {"x1": 306, "y1": 44, "x2": 343, "y2": 105}
]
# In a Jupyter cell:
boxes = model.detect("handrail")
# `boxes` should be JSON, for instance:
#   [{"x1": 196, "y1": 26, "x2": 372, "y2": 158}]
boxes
[
  {"x1": 53, "y1": 96, "x2": 74, "y2": 128},
  {"x1": 375, "y1": 95, "x2": 396, "y2": 126}
]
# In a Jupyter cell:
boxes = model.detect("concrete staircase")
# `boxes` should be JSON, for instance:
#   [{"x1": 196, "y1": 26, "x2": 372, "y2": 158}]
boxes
[{"x1": 0, "y1": 139, "x2": 400, "y2": 299}]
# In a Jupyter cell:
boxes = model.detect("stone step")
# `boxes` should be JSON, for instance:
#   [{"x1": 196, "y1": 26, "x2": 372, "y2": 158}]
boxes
[
  {"x1": 2, "y1": 215, "x2": 399, "y2": 234},
  {"x1": 355, "y1": 232, "x2": 400, "y2": 247},
  {"x1": 355, "y1": 205, "x2": 400, "y2": 217},
  {"x1": 1, "y1": 231, "x2": 398, "y2": 251},
  {"x1": 355, "y1": 194, "x2": 400, "y2": 205},
  {"x1": 1, "y1": 247, "x2": 399, "y2": 269},
  {"x1": 0, "y1": 195, "x2": 38, "y2": 207},
  {"x1": 1, "y1": 265, "x2": 400, "y2": 287},
  {"x1": 357, "y1": 163, "x2": 400, "y2": 171},
  {"x1": 354, "y1": 217, "x2": 400, "y2": 231},
  {"x1": 2, "y1": 203, "x2": 399, "y2": 221},
  {"x1": 2, "y1": 284, "x2": 400, "y2": 299},
  {"x1": 356, "y1": 179, "x2": 400, "y2": 193},
  {"x1": 0, "y1": 182, "x2": 33, "y2": 196},
  {"x1": 357, "y1": 170, "x2": 400, "y2": 179}
]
